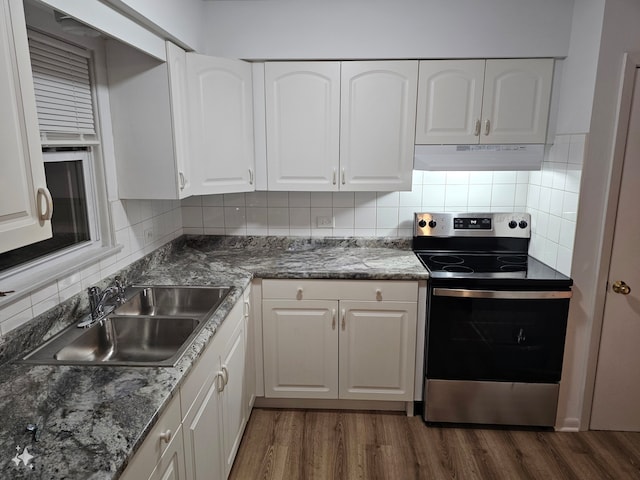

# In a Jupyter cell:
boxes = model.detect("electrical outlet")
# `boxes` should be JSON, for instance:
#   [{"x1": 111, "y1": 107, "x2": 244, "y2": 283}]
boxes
[
  {"x1": 316, "y1": 216, "x2": 333, "y2": 228},
  {"x1": 144, "y1": 228, "x2": 153, "y2": 244}
]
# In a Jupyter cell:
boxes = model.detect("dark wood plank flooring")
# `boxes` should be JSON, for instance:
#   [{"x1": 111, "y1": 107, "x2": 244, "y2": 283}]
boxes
[{"x1": 229, "y1": 408, "x2": 640, "y2": 480}]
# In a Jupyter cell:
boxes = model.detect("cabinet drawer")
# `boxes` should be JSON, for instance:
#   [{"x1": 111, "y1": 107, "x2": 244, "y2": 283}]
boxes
[
  {"x1": 120, "y1": 393, "x2": 181, "y2": 480},
  {"x1": 262, "y1": 279, "x2": 418, "y2": 302}
]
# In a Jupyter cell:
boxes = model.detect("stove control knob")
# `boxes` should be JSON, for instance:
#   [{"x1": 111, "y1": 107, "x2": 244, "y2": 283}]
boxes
[
  {"x1": 519, "y1": 220, "x2": 528, "y2": 229},
  {"x1": 418, "y1": 219, "x2": 427, "y2": 228},
  {"x1": 428, "y1": 220, "x2": 437, "y2": 228},
  {"x1": 508, "y1": 220, "x2": 517, "y2": 229}
]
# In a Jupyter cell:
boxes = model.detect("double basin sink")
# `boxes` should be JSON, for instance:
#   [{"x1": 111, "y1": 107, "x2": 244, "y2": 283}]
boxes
[{"x1": 21, "y1": 286, "x2": 231, "y2": 367}]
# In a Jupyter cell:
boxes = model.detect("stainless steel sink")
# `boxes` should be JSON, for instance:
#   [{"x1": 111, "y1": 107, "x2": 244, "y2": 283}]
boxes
[
  {"x1": 20, "y1": 286, "x2": 231, "y2": 366},
  {"x1": 114, "y1": 286, "x2": 229, "y2": 317}
]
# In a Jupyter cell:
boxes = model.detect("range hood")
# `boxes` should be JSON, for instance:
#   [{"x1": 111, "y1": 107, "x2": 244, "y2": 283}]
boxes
[{"x1": 414, "y1": 144, "x2": 544, "y2": 171}]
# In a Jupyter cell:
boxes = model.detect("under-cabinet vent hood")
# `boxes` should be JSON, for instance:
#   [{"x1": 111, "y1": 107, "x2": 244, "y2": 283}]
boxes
[{"x1": 414, "y1": 144, "x2": 544, "y2": 171}]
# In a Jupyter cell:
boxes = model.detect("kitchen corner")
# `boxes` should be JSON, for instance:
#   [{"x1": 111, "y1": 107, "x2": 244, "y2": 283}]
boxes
[{"x1": 0, "y1": 235, "x2": 426, "y2": 479}]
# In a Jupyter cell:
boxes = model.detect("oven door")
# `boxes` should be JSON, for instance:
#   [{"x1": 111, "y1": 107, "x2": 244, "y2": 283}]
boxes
[{"x1": 426, "y1": 287, "x2": 571, "y2": 383}]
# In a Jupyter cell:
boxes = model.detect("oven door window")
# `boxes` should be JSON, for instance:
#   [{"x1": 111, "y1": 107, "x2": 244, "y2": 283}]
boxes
[{"x1": 426, "y1": 293, "x2": 569, "y2": 383}]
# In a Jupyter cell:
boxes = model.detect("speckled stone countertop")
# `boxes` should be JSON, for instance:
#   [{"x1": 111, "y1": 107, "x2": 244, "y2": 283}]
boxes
[{"x1": 0, "y1": 236, "x2": 427, "y2": 479}]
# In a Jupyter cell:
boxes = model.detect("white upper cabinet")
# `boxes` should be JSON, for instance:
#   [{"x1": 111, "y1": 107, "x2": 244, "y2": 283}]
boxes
[
  {"x1": 263, "y1": 61, "x2": 417, "y2": 192},
  {"x1": 107, "y1": 40, "x2": 191, "y2": 199},
  {"x1": 340, "y1": 61, "x2": 417, "y2": 191},
  {"x1": 415, "y1": 59, "x2": 553, "y2": 145},
  {"x1": 187, "y1": 54, "x2": 255, "y2": 195},
  {"x1": 482, "y1": 59, "x2": 553, "y2": 144},
  {"x1": 107, "y1": 43, "x2": 255, "y2": 199},
  {"x1": 0, "y1": 0, "x2": 52, "y2": 254},
  {"x1": 265, "y1": 62, "x2": 340, "y2": 190},
  {"x1": 415, "y1": 60, "x2": 485, "y2": 145}
]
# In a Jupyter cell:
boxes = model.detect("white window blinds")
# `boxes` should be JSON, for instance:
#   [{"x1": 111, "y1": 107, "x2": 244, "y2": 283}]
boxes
[{"x1": 27, "y1": 30, "x2": 97, "y2": 144}]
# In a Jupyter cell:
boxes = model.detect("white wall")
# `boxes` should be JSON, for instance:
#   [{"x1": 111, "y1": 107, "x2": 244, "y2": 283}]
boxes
[
  {"x1": 102, "y1": 0, "x2": 206, "y2": 51},
  {"x1": 557, "y1": 0, "x2": 640, "y2": 431},
  {"x1": 203, "y1": 0, "x2": 573, "y2": 60},
  {"x1": 555, "y1": 0, "x2": 606, "y2": 134}
]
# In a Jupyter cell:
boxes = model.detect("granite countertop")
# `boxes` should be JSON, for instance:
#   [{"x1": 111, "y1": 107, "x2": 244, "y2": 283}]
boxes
[{"x1": 0, "y1": 236, "x2": 428, "y2": 479}]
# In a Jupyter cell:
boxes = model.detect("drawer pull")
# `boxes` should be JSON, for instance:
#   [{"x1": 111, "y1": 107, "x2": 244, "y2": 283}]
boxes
[
  {"x1": 376, "y1": 289, "x2": 382, "y2": 301},
  {"x1": 296, "y1": 288, "x2": 303, "y2": 300},
  {"x1": 159, "y1": 429, "x2": 172, "y2": 444}
]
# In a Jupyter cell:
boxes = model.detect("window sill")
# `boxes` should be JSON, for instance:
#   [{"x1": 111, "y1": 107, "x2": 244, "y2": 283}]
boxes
[{"x1": 0, "y1": 244, "x2": 122, "y2": 310}]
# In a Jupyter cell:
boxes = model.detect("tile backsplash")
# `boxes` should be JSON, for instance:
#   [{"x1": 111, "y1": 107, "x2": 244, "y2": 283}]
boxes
[
  {"x1": 0, "y1": 199, "x2": 182, "y2": 336},
  {"x1": 182, "y1": 134, "x2": 585, "y2": 276},
  {"x1": 0, "y1": 134, "x2": 584, "y2": 336}
]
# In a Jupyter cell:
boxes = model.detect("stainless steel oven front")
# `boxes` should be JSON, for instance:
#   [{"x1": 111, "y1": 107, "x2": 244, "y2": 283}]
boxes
[{"x1": 423, "y1": 286, "x2": 572, "y2": 427}]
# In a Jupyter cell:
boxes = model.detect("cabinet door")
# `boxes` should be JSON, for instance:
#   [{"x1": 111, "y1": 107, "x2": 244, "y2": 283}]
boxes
[
  {"x1": 149, "y1": 425, "x2": 187, "y2": 480},
  {"x1": 221, "y1": 318, "x2": 247, "y2": 478},
  {"x1": 339, "y1": 301, "x2": 417, "y2": 401},
  {"x1": 262, "y1": 299, "x2": 339, "y2": 399},
  {"x1": 265, "y1": 62, "x2": 340, "y2": 191},
  {"x1": 481, "y1": 59, "x2": 553, "y2": 144},
  {"x1": 0, "y1": 0, "x2": 52, "y2": 253},
  {"x1": 415, "y1": 60, "x2": 485, "y2": 144},
  {"x1": 182, "y1": 372, "x2": 224, "y2": 480},
  {"x1": 340, "y1": 61, "x2": 417, "y2": 191},
  {"x1": 187, "y1": 54, "x2": 255, "y2": 194},
  {"x1": 166, "y1": 42, "x2": 193, "y2": 199}
]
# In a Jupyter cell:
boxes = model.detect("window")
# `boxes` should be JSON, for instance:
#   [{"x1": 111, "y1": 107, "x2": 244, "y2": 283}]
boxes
[{"x1": 0, "y1": 29, "x2": 106, "y2": 277}]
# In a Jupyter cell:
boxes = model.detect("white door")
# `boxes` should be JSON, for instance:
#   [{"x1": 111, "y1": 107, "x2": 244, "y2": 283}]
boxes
[
  {"x1": 166, "y1": 42, "x2": 193, "y2": 199},
  {"x1": 187, "y1": 54, "x2": 255, "y2": 194},
  {"x1": 340, "y1": 61, "x2": 417, "y2": 191},
  {"x1": 220, "y1": 319, "x2": 247, "y2": 478},
  {"x1": 415, "y1": 60, "x2": 485, "y2": 144},
  {"x1": 339, "y1": 301, "x2": 416, "y2": 401},
  {"x1": 262, "y1": 299, "x2": 339, "y2": 399},
  {"x1": 590, "y1": 69, "x2": 640, "y2": 431},
  {"x1": 182, "y1": 372, "x2": 224, "y2": 480},
  {"x1": 481, "y1": 59, "x2": 553, "y2": 144},
  {"x1": 265, "y1": 62, "x2": 340, "y2": 191},
  {"x1": 0, "y1": 0, "x2": 52, "y2": 254},
  {"x1": 148, "y1": 425, "x2": 187, "y2": 480}
]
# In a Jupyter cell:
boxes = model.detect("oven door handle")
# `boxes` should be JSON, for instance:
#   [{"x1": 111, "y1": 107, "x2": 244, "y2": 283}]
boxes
[{"x1": 432, "y1": 288, "x2": 572, "y2": 299}]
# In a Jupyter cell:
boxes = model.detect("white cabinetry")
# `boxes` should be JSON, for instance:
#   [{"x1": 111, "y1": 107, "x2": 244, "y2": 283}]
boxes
[
  {"x1": 122, "y1": 289, "x2": 251, "y2": 480},
  {"x1": 187, "y1": 54, "x2": 255, "y2": 194},
  {"x1": 107, "y1": 42, "x2": 255, "y2": 199},
  {"x1": 262, "y1": 280, "x2": 417, "y2": 402},
  {"x1": 120, "y1": 394, "x2": 186, "y2": 480},
  {"x1": 415, "y1": 59, "x2": 553, "y2": 145},
  {"x1": 340, "y1": 61, "x2": 417, "y2": 191},
  {"x1": 263, "y1": 61, "x2": 417, "y2": 192},
  {"x1": 0, "y1": 0, "x2": 53, "y2": 254}
]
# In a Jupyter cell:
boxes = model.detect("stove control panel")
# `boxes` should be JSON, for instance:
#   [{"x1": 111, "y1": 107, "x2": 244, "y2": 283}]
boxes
[{"x1": 414, "y1": 212, "x2": 531, "y2": 238}]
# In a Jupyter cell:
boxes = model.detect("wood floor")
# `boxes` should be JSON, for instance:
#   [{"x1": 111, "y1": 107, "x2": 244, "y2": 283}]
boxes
[{"x1": 229, "y1": 408, "x2": 640, "y2": 480}]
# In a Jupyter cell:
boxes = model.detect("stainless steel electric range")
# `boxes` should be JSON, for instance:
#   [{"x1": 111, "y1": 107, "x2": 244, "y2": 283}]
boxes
[{"x1": 413, "y1": 212, "x2": 573, "y2": 427}]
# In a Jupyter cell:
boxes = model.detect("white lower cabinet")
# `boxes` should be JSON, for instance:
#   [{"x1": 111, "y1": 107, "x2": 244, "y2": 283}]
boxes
[
  {"x1": 121, "y1": 289, "x2": 251, "y2": 480},
  {"x1": 262, "y1": 280, "x2": 418, "y2": 402}
]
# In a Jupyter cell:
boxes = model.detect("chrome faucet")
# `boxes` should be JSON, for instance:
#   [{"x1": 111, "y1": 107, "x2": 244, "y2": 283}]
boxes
[{"x1": 78, "y1": 277, "x2": 126, "y2": 328}]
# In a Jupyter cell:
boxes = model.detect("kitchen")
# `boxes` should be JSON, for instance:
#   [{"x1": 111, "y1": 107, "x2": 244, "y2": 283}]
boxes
[{"x1": 1, "y1": 0, "x2": 639, "y2": 478}]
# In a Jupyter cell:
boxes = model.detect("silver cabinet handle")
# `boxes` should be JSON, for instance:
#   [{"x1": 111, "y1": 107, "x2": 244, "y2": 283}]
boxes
[
  {"x1": 332, "y1": 168, "x2": 337, "y2": 185},
  {"x1": 341, "y1": 308, "x2": 346, "y2": 330},
  {"x1": 296, "y1": 287, "x2": 303, "y2": 300},
  {"x1": 178, "y1": 172, "x2": 186, "y2": 190},
  {"x1": 36, "y1": 187, "x2": 53, "y2": 221},
  {"x1": 474, "y1": 119, "x2": 481, "y2": 136},
  {"x1": 376, "y1": 289, "x2": 382, "y2": 301},
  {"x1": 221, "y1": 365, "x2": 229, "y2": 387},
  {"x1": 332, "y1": 308, "x2": 336, "y2": 330},
  {"x1": 484, "y1": 119, "x2": 491, "y2": 136},
  {"x1": 248, "y1": 168, "x2": 254, "y2": 185},
  {"x1": 341, "y1": 168, "x2": 346, "y2": 185}
]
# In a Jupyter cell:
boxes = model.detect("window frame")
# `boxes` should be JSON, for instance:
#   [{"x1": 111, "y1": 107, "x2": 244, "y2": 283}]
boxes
[{"x1": 0, "y1": 24, "x2": 117, "y2": 305}]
